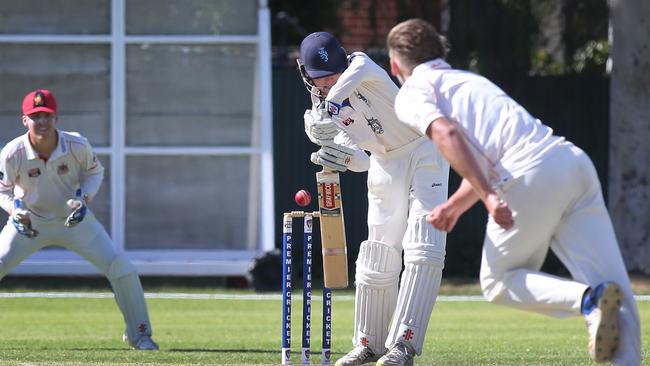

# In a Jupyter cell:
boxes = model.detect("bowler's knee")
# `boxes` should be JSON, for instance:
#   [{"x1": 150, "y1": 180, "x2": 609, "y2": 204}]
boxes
[{"x1": 480, "y1": 271, "x2": 507, "y2": 304}]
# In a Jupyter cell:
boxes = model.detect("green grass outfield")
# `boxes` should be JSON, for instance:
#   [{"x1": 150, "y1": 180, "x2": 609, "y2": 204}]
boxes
[{"x1": 0, "y1": 287, "x2": 647, "y2": 365}]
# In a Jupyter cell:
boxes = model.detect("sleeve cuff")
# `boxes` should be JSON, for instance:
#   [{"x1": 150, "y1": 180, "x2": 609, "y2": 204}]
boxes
[{"x1": 419, "y1": 112, "x2": 444, "y2": 135}]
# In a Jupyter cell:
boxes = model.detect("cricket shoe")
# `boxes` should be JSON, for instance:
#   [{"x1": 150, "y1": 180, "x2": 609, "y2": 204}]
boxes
[
  {"x1": 376, "y1": 342, "x2": 415, "y2": 366},
  {"x1": 335, "y1": 345, "x2": 380, "y2": 366},
  {"x1": 582, "y1": 281, "x2": 622, "y2": 363},
  {"x1": 123, "y1": 333, "x2": 160, "y2": 350}
]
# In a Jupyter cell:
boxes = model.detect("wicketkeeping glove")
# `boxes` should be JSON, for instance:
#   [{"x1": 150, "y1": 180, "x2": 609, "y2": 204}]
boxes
[
  {"x1": 310, "y1": 143, "x2": 356, "y2": 172},
  {"x1": 12, "y1": 199, "x2": 38, "y2": 238},
  {"x1": 65, "y1": 189, "x2": 87, "y2": 228},
  {"x1": 304, "y1": 109, "x2": 338, "y2": 146}
]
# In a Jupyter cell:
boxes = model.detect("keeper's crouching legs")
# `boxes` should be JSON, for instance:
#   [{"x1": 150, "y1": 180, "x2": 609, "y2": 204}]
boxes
[
  {"x1": 386, "y1": 217, "x2": 446, "y2": 355},
  {"x1": 107, "y1": 254, "x2": 156, "y2": 349}
]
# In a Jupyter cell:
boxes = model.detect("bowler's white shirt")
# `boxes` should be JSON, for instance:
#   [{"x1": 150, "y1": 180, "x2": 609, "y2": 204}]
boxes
[
  {"x1": 395, "y1": 59, "x2": 563, "y2": 184},
  {"x1": 0, "y1": 130, "x2": 103, "y2": 219}
]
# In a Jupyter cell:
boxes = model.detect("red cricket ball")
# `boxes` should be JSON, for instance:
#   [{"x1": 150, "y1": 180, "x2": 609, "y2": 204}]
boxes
[{"x1": 294, "y1": 189, "x2": 312, "y2": 207}]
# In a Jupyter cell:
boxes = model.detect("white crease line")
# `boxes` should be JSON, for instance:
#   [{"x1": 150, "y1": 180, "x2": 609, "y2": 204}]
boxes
[{"x1": 0, "y1": 292, "x2": 647, "y2": 302}]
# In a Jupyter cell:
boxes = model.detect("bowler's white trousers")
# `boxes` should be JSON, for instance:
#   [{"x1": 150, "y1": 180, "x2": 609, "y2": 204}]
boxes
[{"x1": 480, "y1": 141, "x2": 641, "y2": 366}]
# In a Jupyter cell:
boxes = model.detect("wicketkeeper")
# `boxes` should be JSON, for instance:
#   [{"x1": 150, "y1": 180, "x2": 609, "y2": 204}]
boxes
[
  {"x1": 0, "y1": 89, "x2": 159, "y2": 351},
  {"x1": 298, "y1": 32, "x2": 450, "y2": 366}
]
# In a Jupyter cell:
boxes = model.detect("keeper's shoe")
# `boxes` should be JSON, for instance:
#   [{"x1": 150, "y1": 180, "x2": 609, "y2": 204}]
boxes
[
  {"x1": 376, "y1": 342, "x2": 415, "y2": 366},
  {"x1": 123, "y1": 333, "x2": 159, "y2": 351},
  {"x1": 582, "y1": 282, "x2": 622, "y2": 363},
  {"x1": 335, "y1": 345, "x2": 380, "y2": 366}
]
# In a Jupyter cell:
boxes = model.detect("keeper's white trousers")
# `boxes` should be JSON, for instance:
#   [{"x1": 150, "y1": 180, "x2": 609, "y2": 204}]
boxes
[
  {"x1": 0, "y1": 212, "x2": 154, "y2": 342},
  {"x1": 480, "y1": 141, "x2": 641, "y2": 366},
  {"x1": 0, "y1": 212, "x2": 118, "y2": 276}
]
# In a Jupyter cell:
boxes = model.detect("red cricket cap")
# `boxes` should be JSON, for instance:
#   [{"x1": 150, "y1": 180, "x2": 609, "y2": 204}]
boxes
[{"x1": 22, "y1": 89, "x2": 57, "y2": 115}]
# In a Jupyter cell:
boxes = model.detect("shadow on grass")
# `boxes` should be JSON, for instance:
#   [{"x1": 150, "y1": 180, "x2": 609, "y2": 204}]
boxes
[
  {"x1": 0, "y1": 347, "x2": 133, "y2": 351},
  {"x1": 167, "y1": 348, "x2": 273, "y2": 354},
  {"x1": 166, "y1": 348, "x2": 343, "y2": 357}
]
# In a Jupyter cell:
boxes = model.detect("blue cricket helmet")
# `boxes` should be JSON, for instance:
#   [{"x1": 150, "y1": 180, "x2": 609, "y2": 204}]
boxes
[{"x1": 299, "y1": 32, "x2": 347, "y2": 79}]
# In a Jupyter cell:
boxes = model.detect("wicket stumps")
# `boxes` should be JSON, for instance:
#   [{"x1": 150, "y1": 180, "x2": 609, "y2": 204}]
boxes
[{"x1": 282, "y1": 211, "x2": 333, "y2": 365}]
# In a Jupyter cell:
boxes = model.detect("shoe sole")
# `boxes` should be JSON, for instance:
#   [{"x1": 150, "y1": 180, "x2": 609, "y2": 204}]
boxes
[
  {"x1": 334, "y1": 357, "x2": 379, "y2": 366},
  {"x1": 376, "y1": 360, "x2": 413, "y2": 366},
  {"x1": 334, "y1": 361, "x2": 377, "y2": 366},
  {"x1": 590, "y1": 283, "x2": 622, "y2": 363}
]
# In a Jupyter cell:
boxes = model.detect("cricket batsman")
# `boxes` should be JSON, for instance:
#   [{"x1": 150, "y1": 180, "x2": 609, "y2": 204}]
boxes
[
  {"x1": 298, "y1": 32, "x2": 450, "y2": 366},
  {"x1": 0, "y1": 89, "x2": 159, "y2": 350}
]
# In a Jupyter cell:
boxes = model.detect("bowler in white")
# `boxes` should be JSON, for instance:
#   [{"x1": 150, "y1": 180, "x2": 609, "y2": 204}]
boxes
[{"x1": 388, "y1": 18, "x2": 640, "y2": 365}]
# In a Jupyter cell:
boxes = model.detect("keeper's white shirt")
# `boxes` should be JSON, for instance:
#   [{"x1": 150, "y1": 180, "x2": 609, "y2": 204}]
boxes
[
  {"x1": 395, "y1": 59, "x2": 563, "y2": 185},
  {"x1": 0, "y1": 130, "x2": 103, "y2": 220},
  {"x1": 312, "y1": 52, "x2": 422, "y2": 156}
]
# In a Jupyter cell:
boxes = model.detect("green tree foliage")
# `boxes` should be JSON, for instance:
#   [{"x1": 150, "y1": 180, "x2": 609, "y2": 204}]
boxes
[
  {"x1": 530, "y1": 0, "x2": 609, "y2": 75},
  {"x1": 445, "y1": 0, "x2": 608, "y2": 79}
]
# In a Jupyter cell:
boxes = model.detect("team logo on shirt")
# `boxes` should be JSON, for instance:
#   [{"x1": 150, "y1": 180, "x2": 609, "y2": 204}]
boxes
[
  {"x1": 57, "y1": 163, "x2": 69, "y2": 175},
  {"x1": 28, "y1": 168, "x2": 41, "y2": 178},
  {"x1": 365, "y1": 117, "x2": 384, "y2": 134},
  {"x1": 355, "y1": 91, "x2": 369, "y2": 106},
  {"x1": 325, "y1": 101, "x2": 340, "y2": 116},
  {"x1": 342, "y1": 117, "x2": 354, "y2": 126}
]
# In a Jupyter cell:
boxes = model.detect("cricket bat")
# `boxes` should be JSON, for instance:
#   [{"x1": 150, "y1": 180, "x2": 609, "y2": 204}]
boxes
[{"x1": 316, "y1": 169, "x2": 349, "y2": 289}]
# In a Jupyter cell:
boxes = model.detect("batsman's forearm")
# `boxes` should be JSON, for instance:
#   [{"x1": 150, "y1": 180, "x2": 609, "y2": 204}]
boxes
[
  {"x1": 325, "y1": 61, "x2": 366, "y2": 105},
  {"x1": 428, "y1": 118, "x2": 494, "y2": 201}
]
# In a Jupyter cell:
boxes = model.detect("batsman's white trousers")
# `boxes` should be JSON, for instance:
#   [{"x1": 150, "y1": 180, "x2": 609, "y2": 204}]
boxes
[
  {"x1": 351, "y1": 136, "x2": 449, "y2": 354},
  {"x1": 367, "y1": 136, "x2": 449, "y2": 248},
  {"x1": 480, "y1": 141, "x2": 641, "y2": 366}
]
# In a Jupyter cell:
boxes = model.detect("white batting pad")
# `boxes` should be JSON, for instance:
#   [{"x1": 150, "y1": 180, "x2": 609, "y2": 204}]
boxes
[
  {"x1": 387, "y1": 217, "x2": 446, "y2": 354},
  {"x1": 353, "y1": 240, "x2": 402, "y2": 354},
  {"x1": 108, "y1": 254, "x2": 153, "y2": 342}
]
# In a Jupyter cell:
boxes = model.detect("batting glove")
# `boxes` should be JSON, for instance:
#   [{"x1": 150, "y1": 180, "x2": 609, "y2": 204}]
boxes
[
  {"x1": 65, "y1": 189, "x2": 87, "y2": 228},
  {"x1": 12, "y1": 199, "x2": 38, "y2": 238},
  {"x1": 304, "y1": 109, "x2": 338, "y2": 146},
  {"x1": 310, "y1": 143, "x2": 355, "y2": 172}
]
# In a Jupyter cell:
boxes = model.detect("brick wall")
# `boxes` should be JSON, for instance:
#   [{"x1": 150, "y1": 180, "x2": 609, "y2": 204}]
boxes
[{"x1": 338, "y1": 0, "x2": 399, "y2": 52}]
